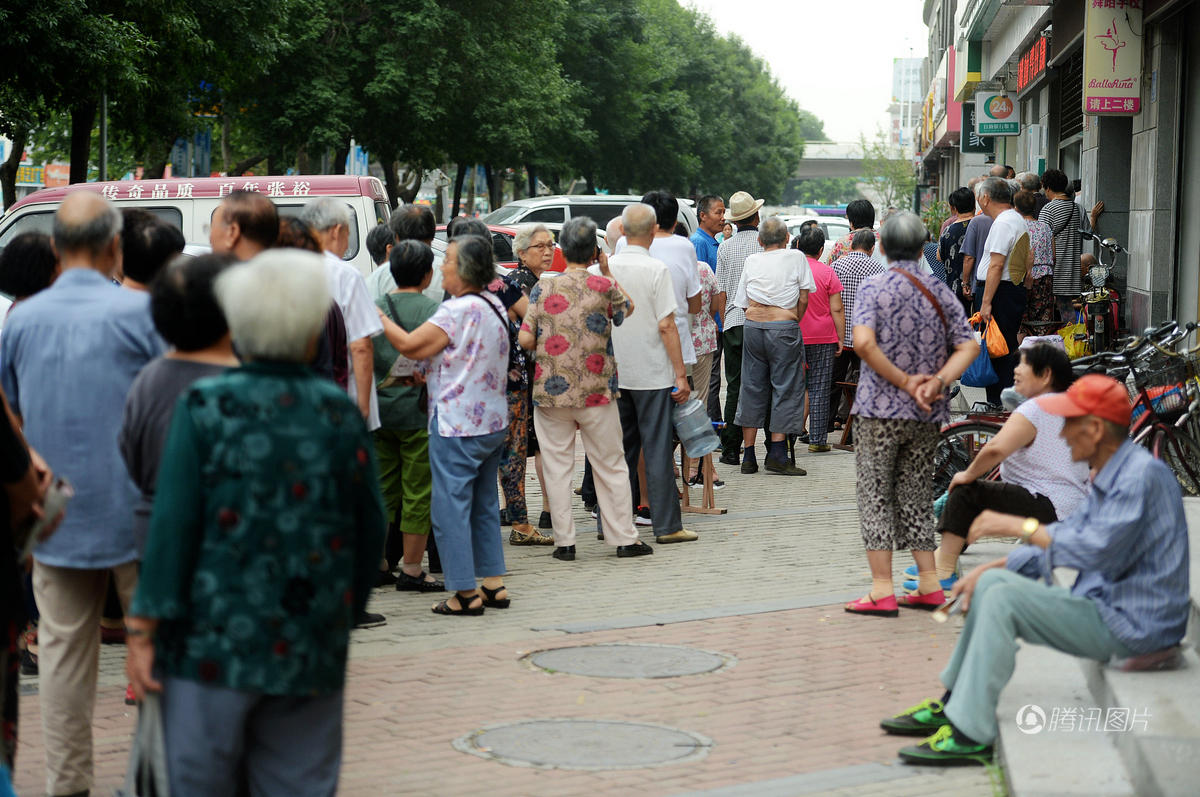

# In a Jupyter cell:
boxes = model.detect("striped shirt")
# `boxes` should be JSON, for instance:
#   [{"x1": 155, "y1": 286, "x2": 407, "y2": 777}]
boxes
[
  {"x1": 715, "y1": 230, "x2": 764, "y2": 330},
  {"x1": 1006, "y1": 440, "x2": 1191, "y2": 654}
]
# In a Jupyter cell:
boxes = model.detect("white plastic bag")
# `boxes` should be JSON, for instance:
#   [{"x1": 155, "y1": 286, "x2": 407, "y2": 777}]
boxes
[{"x1": 114, "y1": 692, "x2": 171, "y2": 797}]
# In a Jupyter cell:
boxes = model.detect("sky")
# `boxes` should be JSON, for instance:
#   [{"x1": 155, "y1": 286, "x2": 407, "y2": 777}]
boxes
[{"x1": 684, "y1": 0, "x2": 930, "y2": 143}]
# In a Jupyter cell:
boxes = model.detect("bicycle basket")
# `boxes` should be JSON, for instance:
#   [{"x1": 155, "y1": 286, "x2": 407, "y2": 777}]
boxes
[{"x1": 1132, "y1": 358, "x2": 1190, "y2": 423}]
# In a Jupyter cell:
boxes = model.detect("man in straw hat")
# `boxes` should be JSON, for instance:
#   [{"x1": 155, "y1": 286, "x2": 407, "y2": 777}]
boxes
[
  {"x1": 715, "y1": 190, "x2": 765, "y2": 465},
  {"x1": 878, "y1": 374, "x2": 1190, "y2": 766}
]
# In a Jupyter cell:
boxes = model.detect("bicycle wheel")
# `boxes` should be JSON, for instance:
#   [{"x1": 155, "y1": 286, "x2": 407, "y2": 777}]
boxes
[
  {"x1": 933, "y1": 421, "x2": 1004, "y2": 497},
  {"x1": 1152, "y1": 427, "x2": 1200, "y2": 497}
]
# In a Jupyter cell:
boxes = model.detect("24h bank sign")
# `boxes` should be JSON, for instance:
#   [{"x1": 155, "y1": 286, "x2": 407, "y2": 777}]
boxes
[{"x1": 974, "y1": 92, "x2": 1019, "y2": 136}]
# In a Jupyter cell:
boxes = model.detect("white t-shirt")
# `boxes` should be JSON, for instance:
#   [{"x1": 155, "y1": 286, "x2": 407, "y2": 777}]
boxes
[
  {"x1": 733, "y1": 249, "x2": 816, "y2": 310},
  {"x1": 590, "y1": 245, "x2": 677, "y2": 390},
  {"x1": 324, "y1": 251, "x2": 384, "y2": 431},
  {"x1": 979, "y1": 208, "x2": 1028, "y2": 283},
  {"x1": 1000, "y1": 398, "x2": 1090, "y2": 519},
  {"x1": 649, "y1": 234, "x2": 701, "y2": 365}
]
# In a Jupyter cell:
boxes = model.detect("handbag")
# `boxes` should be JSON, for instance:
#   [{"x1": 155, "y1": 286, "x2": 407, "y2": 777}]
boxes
[
  {"x1": 114, "y1": 692, "x2": 171, "y2": 797},
  {"x1": 961, "y1": 327, "x2": 999, "y2": 387},
  {"x1": 1059, "y1": 311, "x2": 1089, "y2": 359},
  {"x1": 968, "y1": 313, "x2": 1009, "y2": 357}
]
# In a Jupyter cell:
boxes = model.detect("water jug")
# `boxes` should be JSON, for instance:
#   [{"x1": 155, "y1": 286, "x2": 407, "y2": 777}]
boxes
[{"x1": 672, "y1": 398, "x2": 720, "y2": 458}]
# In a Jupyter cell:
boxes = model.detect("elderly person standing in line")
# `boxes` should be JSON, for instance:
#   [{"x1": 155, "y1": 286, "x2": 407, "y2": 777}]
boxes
[
  {"x1": 1015, "y1": 190, "x2": 1056, "y2": 336},
  {"x1": 377, "y1": 236, "x2": 513, "y2": 613},
  {"x1": 845, "y1": 212, "x2": 978, "y2": 618},
  {"x1": 125, "y1": 250, "x2": 386, "y2": 796},
  {"x1": 498, "y1": 224, "x2": 556, "y2": 545},
  {"x1": 686, "y1": 249, "x2": 726, "y2": 487},
  {"x1": 519, "y1": 217, "x2": 653, "y2": 560},
  {"x1": 1038, "y1": 169, "x2": 1083, "y2": 323},
  {"x1": 793, "y1": 226, "x2": 845, "y2": 453},
  {"x1": 732, "y1": 216, "x2": 814, "y2": 476}
]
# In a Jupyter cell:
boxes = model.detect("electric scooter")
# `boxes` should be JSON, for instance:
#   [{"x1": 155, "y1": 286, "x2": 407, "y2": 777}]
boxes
[{"x1": 1077, "y1": 232, "x2": 1124, "y2": 355}]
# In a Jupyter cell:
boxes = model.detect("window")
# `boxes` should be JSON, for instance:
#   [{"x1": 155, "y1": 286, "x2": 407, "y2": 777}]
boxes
[
  {"x1": 491, "y1": 232, "x2": 514, "y2": 263},
  {"x1": 522, "y1": 207, "x2": 566, "y2": 223},
  {"x1": 275, "y1": 203, "x2": 360, "y2": 261},
  {"x1": 374, "y1": 202, "x2": 391, "y2": 226},
  {"x1": 0, "y1": 211, "x2": 54, "y2": 249},
  {"x1": 572, "y1": 204, "x2": 624, "y2": 228}
]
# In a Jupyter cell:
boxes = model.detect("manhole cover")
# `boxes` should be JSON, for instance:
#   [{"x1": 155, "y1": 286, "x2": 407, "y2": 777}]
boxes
[
  {"x1": 454, "y1": 719, "x2": 711, "y2": 770},
  {"x1": 526, "y1": 643, "x2": 733, "y2": 678}
]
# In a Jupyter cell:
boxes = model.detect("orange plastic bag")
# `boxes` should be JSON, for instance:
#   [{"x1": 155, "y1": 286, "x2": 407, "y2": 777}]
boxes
[{"x1": 969, "y1": 313, "x2": 1009, "y2": 357}]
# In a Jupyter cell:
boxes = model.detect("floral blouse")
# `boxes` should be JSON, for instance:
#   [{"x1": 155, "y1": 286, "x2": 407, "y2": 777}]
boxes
[
  {"x1": 521, "y1": 269, "x2": 631, "y2": 408},
  {"x1": 1025, "y1": 218, "x2": 1055, "y2": 280},
  {"x1": 130, "y1": 363, "x2": 385, "y2": 696},
  {"x1": 426, "y1": 292, "x2": 510, "y2": 436},
  {"x1": 692, "y1": 262, "x2": 719, "y2": 357}
]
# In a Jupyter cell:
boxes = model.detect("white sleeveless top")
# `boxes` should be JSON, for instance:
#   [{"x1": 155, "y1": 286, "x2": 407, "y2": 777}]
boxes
[{"x1": 1000, "y1": 399, "x2": 1091, "y2": 519}]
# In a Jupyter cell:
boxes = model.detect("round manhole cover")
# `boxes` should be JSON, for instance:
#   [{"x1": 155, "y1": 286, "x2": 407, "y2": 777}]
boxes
[
  {"x1": 526, "y1": 643, "x2": 733, "y2": 679},
  {"x1": 454, "y1": 719, "x2": 711, "y2": 770}
]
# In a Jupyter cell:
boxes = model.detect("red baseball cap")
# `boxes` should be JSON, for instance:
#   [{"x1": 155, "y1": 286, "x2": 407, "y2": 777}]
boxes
[{"x1": 1036, "y1": 374, "x2": 1131, "y2": 426}]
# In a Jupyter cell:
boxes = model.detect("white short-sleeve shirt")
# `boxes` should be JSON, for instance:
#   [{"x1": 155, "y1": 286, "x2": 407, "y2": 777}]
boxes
[
  {"x1": 979, "y1": 209, "x2": 1028, "y2": 283},
  {"x1": 649, "y1": 235, "x2": 701, "y2": 365},
  {"x1": 733, "y1": 249, "x2": 816, "y2": 310},
  {"x1": 590, "y1": 246, "x2": 678, "y2": 390},
  {"x1": 324, "y1": 251, "x2": 384, "y2": 430}
]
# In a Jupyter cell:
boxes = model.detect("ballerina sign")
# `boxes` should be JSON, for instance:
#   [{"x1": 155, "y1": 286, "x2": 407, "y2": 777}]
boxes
[{"x1": 1083, "y1": 1, "x2": 1143, "y2": 115}]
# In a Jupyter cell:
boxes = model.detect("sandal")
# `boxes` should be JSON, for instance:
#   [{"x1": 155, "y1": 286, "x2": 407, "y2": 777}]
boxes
[
  {"x1": 431, "y1": 592, "x2": 484, "y2": 616},
  {"x1": 479, "y1": 584, "x2": 510, "y2": 609}
]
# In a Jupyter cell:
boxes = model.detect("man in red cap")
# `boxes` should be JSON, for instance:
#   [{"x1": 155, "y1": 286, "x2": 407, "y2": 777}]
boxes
[{"x1": 879, "y1": 374, "x2": 1190, "y2": 765}]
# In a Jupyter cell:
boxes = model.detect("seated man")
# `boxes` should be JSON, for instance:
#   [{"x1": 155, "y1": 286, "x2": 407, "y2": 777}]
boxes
[{"x1": 882, "y1": 374, "x2": 1190, "y2": 765}]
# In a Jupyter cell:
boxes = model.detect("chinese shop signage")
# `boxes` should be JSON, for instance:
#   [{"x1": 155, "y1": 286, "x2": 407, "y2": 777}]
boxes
[{"x1": 1083, "y1": 0, "x2": 1143, "y2": 115}]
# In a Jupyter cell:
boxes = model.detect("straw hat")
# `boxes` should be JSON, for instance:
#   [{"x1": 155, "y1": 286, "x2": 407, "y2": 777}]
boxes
[{"x1": 726, "y1": 191, "x2": 765, "y2": 222}]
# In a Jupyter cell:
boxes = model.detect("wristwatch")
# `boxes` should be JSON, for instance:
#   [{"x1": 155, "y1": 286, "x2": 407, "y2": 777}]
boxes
[{"x1": 1019, "y1": 517, "x2": 1039, "y2": 544}]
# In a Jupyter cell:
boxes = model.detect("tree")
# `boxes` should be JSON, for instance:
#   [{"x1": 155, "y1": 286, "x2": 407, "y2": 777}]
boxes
[
  {"x1": 782, "y1": 177, "x2": 861, "y2": 207},
  {"x1": 859, "y1": 130, "x2": 916, "y2": 212}
]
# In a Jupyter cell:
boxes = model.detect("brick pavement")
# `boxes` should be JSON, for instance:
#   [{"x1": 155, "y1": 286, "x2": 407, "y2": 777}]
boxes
[{"x1": 13, "y1": 445, "x2": 999, "y2": 796}]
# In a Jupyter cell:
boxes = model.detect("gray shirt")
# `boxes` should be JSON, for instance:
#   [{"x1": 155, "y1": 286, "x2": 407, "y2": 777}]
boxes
[
  {"x1": 119, "y1": 357, "x2": 229, "y2": 553},
  {"x1": 960, "y1": 214, "x2": 994, "y2": 291}
]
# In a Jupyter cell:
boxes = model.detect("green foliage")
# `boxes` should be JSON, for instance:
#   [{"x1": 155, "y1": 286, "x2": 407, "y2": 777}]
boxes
[
  {"x1": 921, "y1": 200, "x2": 951, "y2": 240},
  {"x1": 783, "y1": 177, "x2": 861, "y2": 207},
  {"x1": 859, "y1": 130, "x2": 917, "y2": 212},
  {"x1": 1, "y1": 0, "x2": 823, "y2": 204}
]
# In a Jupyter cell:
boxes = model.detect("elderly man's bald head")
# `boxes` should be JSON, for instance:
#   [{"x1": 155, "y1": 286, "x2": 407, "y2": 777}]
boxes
[
  {"x1": 604, "y1": 217, "x2": 624, "y2": 254},
  {"x1": 54, "y1": 192, "x2": 122, "y2": 260},
  {"x1": 621, "y1": 203, "x2": 657, "y2": 240}
]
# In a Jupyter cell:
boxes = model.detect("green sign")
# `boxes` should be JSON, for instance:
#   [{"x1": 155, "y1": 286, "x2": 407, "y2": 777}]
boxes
[
  {"x1": 960, "y1": 103, "x2": 994, "y2": 154},
  {"x1": 974, "y1": 92, "x2": 1020, "y2": 136}
]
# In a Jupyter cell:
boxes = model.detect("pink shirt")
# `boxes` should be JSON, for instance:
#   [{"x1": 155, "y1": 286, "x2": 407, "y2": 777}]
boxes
[{"x1": 799, "y1": 257, "x2": 844, "y2": 345}]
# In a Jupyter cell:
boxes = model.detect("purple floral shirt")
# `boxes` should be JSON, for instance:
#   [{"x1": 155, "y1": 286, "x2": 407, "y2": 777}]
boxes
[
  {"x1": 692, "y1": 262, "x2": 719, "y2": 356},
  {"x1": 425, "y1": 292, "x2": 510, "y2": 437},
  {"x1": 851, "y1": 261, "x2": 973, "y2": 424}
]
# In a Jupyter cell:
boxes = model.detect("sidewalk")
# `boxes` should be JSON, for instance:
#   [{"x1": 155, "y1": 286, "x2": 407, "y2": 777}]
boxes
[{"x1": 13, "y1": 445, "x2": 997, "y2": 796}]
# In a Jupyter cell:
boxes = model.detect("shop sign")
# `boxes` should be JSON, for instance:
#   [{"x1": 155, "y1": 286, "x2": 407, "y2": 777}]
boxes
[
  {"x1": 960, "y1": 102, "x2": 994, "y2": 153},
  {"x1": 1083, "y1": 0, "x2": 1143, "y2": 115},
  {"x1": 1018, "y1": 36, "x2": 1049, "y2": 93},
  {"x1": 15, "y1": 165, "x2": 43, "y2": 186},
  {"x1": 974, "y1": 92, "x2": 1020, "y2": 136}
]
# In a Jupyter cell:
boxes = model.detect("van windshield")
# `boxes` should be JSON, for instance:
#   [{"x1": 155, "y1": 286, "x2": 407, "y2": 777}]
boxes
[{"x1": 483, "y1": 206, "x2": 526, "y2": 225}]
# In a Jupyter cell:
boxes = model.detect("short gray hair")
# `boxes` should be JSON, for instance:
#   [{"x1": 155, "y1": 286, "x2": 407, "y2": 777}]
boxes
[
  {"x1": 622, "y1": 203, "x2": 656, "y2": 238},
  {"x1": 878, "y1": 210, "x2": 926, "y2": 262},
  {"x1": 559, "y1": 216, "x2": 598, "y2": 264},
  {"x1": 215, "y1": 250, "x2": 330, "y2": 362},
  {"x1": 450, "y1": 235, "x2": 495, "y2": 289},
  {"x1": 1016, "y1": 171, "x2": 1041, "y2": 192},
  {"x1": 299, "y1": 197, "x2": 351, "y2": 233},
  {"x1": 513, "y1": 223, "x2": 551, "y2": 256},
  {"x1": 978, "y1": 176, "x2": 1013, "y2": 205},
  {"x1": 758, "y1": 217, "x2": 788, "y2": 247},
  {"x1": 53, "y1": 195, "x2": 122, "y2": 256}
]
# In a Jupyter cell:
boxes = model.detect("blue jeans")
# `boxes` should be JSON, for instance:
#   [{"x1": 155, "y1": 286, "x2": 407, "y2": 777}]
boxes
[{"x1": 428, "y1": 416, "x2": 507, "y2": 592}]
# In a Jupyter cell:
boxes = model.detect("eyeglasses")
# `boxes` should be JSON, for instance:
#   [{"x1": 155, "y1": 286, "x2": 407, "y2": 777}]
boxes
[{"x1": 526, "y1": 242, "x2": 554, "y2": 251}]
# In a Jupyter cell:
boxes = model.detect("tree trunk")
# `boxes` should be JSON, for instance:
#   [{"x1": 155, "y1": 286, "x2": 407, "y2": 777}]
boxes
[
  {"x1": 526, "y1": 164, "x2": 537, "y2": 198},
  {"x1": 221, "y1": 114, "x2": 232, "y2": 173},
  {"x1": 69, "y1": 101, "x2": 97, "y2": 184},
  {"x1": 483, "y1": 163, "x2": 501, "y2": 212},
  {"x1": 229, "y1": 154, "x2": 267, "y2": 177},
  {"x1": 452, "y1": 162, "x2": 466, "y2": 218},
  {"x1": 0, "y1": 125, "x2": 27, "y2": 208},
  {"x1": 296, "y1": 146, "x2": 310, "y2": 175},
  {"x1": 397, "y1": 165, "x2": 421, "y2": 205},
  {"x1": 584, "y1": 174, "x2": 596, "y2": 195},
  {"x1": 380, "y1": 154, "x2": 400, "y2": 208},
  {"x1": 332, "y1": 144, "x2": 350, "y2": 175},
  {"x1": 465, "y1": 164, "x2": 476, "y2": 216}
]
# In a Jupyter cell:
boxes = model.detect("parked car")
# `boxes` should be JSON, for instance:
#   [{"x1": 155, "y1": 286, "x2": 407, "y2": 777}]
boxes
[
  {"x1": 0, "y1": 175, "x2": 391, "y2": 276},
  {"x1": 433, "y1": 223, "x2": 566, "y2": 274},
  {"x1": 484, "y1": 194, "x2": 698, "y2": 235},
  {"x1": 779, "y1": 214, "x2": 852, "y2": 261}
]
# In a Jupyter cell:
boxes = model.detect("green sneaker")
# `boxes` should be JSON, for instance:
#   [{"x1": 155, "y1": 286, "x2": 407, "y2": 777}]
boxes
[
  {"x1": 880, "y1": 697, "x2": 951, "y2": 736},
  {"x1": 898, "y1": 725, "x2": 992, "y2": 766}
]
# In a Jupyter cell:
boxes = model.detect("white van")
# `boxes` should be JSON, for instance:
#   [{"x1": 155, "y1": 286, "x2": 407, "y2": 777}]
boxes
[
  {"x1": 0, "y1": 175, "x2": 392, "y2": 276},
  {"x1": 484, "y1": 194, "x2": 698, "y2": 235}
]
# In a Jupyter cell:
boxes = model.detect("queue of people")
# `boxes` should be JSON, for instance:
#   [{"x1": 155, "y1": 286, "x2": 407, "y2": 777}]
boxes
[{"x1": 0, "y1": 187, "x2": 1191, "y2": 795}]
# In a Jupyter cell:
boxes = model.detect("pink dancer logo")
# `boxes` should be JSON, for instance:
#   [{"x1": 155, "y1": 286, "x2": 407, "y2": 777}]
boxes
[{"x1": 1095, "y1": 18, "x2": 1126, "y2": 72}]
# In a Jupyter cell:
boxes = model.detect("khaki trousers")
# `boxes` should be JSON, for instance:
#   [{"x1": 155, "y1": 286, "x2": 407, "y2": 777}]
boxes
[
  {"x1": 533, "y1": 403, "x2": 638, "y2": 548},
  {"x1": 691, "y1": 351, "x2": 714, "y2": 410},
  {"x1": 33, "y1": 560, "x2": 138, "y2": 796}
]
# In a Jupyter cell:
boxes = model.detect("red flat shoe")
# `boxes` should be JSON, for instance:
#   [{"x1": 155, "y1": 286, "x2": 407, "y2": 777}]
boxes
[
  {"x1": 899, "y1": 590, "x2": 946, "y2": 610},
  {"x1": 845, "y1": 594, "x2": 899, "y2": 617}
]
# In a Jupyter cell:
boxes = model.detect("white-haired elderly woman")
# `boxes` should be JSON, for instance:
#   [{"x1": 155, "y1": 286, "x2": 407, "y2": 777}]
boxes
[
  {"x1": 846, "y1": 211, "x2": 978, "y2": 618},
  {"x1": 497, "y1": 223, "x2": 556, "y2": 545},
  {"x1": 123, "y1": 250, "x2": 386, "y2": 796},
  {"x1": 377, "y1": 235, "x2": 513, "y2": 616}
]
